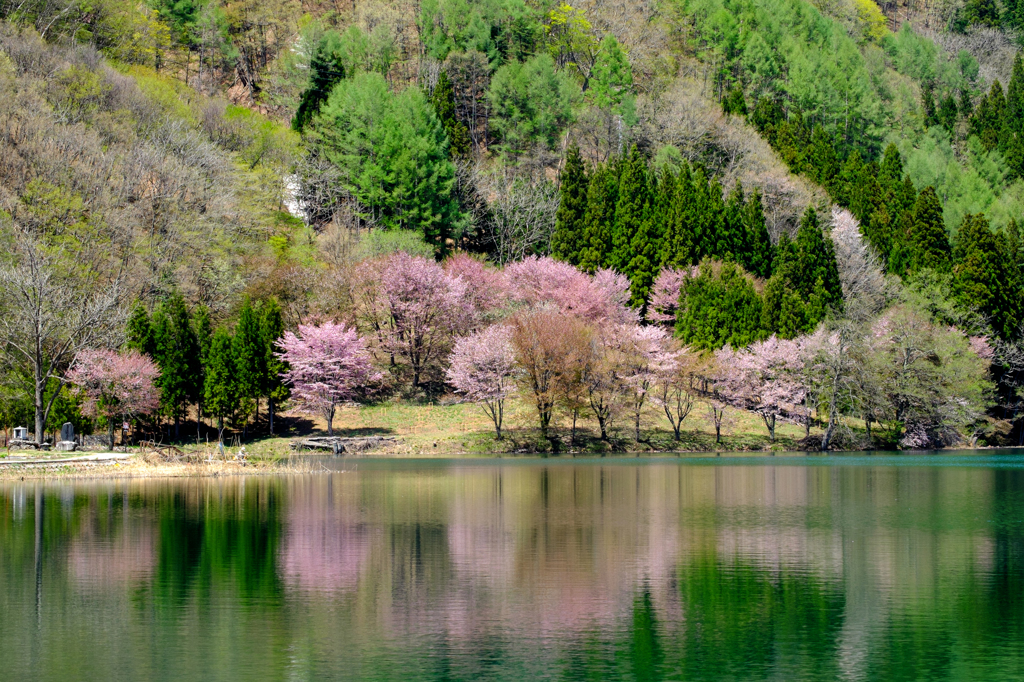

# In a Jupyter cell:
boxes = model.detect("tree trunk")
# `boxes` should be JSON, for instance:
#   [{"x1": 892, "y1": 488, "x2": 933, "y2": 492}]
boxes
[
  {"x1": 109, "y1": 419, "x2": 115, "y2": 449},
  {"x1": 34, "y1": 370, "x2": 44, "y2": 444},
  {"x1": 217, "y1": 415, "x2": 225, "y2": 444},
  {"x1": 327, "y1": 404, "x2": 335, "y2": 436},
  {"x1": 269, "y1": 398, "x2": 275, "y2": 436}
]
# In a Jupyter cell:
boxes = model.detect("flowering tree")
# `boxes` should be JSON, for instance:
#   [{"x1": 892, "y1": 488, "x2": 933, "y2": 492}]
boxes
[
  {"x1": 446, "y1": 325, "x2": 518, "y2": 439},
  {"x1": 649, "y1": 268, "x2": 687, "y2": 324},
  {"x1": 617, "y1": 325, "x2": 679, "y2": 442},
  {"x1": 504, "y1": 256, "x2": 636, "y2": 324},
  {"x1": 356, "y1": 252, "x2": 469, "y2": 388},
  {"x1": 66, "y1": 349, "x2": 160, "y2": 446},
  {"x1": 511, "y1": 310, "x2": 589, "y2": 442},
  {"x1": 443, "y1": 253, "x2": 508, "y2": 320},
  {"x1": 654, "y1": 344, "x2": 702, "y2": 440},
  {"x1": 715, "y1": 336, "x2": 805, "y2": 441},
  {"x1": 277, "y1": 322, "x2": 381, "y2": 436}
]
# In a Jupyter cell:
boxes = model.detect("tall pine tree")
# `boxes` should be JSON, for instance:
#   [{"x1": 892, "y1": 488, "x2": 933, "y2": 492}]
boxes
[
  {"x1": 610, "y1": 146, "x2": 652, "y2": 273},
  {"x1": 550, "y1": 145, "x2": 589, "y2": 265}
]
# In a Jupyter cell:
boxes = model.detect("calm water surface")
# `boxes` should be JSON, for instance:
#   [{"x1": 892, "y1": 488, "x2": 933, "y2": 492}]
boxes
[{"x1": 3, "y1": 452, "x2": 1024, "y2": 681}]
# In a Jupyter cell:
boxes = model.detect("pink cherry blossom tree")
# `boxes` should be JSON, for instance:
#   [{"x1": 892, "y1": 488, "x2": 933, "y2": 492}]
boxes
[
  {"x1": 443, "y1": 253, "x2": 509, "y2": 320},
  {"x1": 66, "y1": 349, "x2": 160, "y2": 446},
  {"x1": 504, "y1": 256, "x2": 636, "y2": 324},
  {"x1": 649, "y1": 268, "x2": 687, "y2": 324},
  {"x1": 277, "y1": 322, "x2": 381, "y2": 436},
  {"x1": 355, "y1": 252, "x2": 470, "y2": 389},
  {"x1": 616, "y1": 325, "x2": 679, "y2": 443},
  {"x1": 715, "y1": 335, "x2": 805, "y2": 442},
  {"x1": 446, "y1": 325, "x2": 518, "y2": 439}
]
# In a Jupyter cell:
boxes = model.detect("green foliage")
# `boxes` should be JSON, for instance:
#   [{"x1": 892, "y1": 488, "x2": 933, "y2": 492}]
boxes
[
  {"x1": 419, "y1": 0, "x2": 542, "y2": 65},
  {"x1": 355, "y1": 229, "x2": 436, "y2": 260},
  {"x1": 952, "y1": 213, "x2": 1023, "y2": 338},
  {"x1": 577, "y1": 159, "x2": 618, "y2": 273},
  {"x1": 550, "y1": 145, "x2": 588, "y2": 266},
  {"x1": 233, "y1": 296, "x2": 265, "y2": 410},
  {"x1": 126, "y1": 305, "x2": 156, "y2": 357},
  {"x1": 679, "y1": 0, "x2": 885, "y2": 153},
  {"x1": 204, "y1": 327, "x2": 237, "y2": 436},
  {"x1": 761, "y1": 208, "x2": 842, "y2": 336},
  {"x1": 260, "y1": 298, "x2": 289, "y2": 409},
  {"x1": 292, "y1": 31, "x2": 346, "y2": 132},
  {"x1": 677, "y1": 261, "x2": 766, "y2": 350},
  {"x1": 588, "y1": 34, "x2": 634, "y2": 115},
  {"x1": 429, "y1": 71, "x2": 471, "y2": 158},
  {"x1": 308, "y1": 71, "x2": 464, "y2": 251},
  {"x1": 151, "y1": 292, "x2": 201, "y2": 427},
  {"x1": 487, "y1": 53, "x2": 580, "y2": 156}
]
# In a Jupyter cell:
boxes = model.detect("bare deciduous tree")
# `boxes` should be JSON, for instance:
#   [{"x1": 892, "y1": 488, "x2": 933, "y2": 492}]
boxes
[{"x1": 0, "y1": 226, "x2": 126, "y2": 443}]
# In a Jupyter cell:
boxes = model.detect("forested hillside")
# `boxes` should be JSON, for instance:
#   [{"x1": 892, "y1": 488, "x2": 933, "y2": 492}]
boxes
[{"x1": 0, "y1": 0, "x2": 1022, "y2": 450}]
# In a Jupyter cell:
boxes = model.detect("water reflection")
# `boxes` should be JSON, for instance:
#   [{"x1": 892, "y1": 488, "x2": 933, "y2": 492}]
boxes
[{"x1": 0, "y1": 460, "x2": 1023, "y2": 681}]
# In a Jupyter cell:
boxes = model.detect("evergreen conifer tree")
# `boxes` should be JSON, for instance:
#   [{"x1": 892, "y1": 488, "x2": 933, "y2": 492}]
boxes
[
  {"x1": 906, "y1": 186, "x2": 951, "y2": 274},
  {"x1": 794, "y1": 207, "x2": 843, "y2": 309},
  {"x1": 429, "y1": 71, "x2": 471, "y2": 158},
  {"x1": 611, "y1": 146, "x2": 652, "y2": 273},
  {"x1": 233, "y1": 297, "x2": 266, "y2": 430},
  {"x1": 551, "y1": 145, "x2": 588, "y2": 265},
  {"x1": 261, "y1": 298, "x2": 289, "y2": 435},
  {"x1": 293, "y1": 32, "x2": 346, "y2": 132},
  {"x1": 660, "y1": 164, "x2": 694, "y2": 268},
  {"x1": 741, "y1": 189, "x2": 773, "y2": 278},
  {"x1": 204, "y1": 327, "x2": 236, "y2": 444},
  {"x1": 953, "y1": 213, "x2": 1023, "y2": 338},
  {"x1": 192, "y1": 304, "x2": 212, "y2": 434},
  {"x1": 578, "y1": 161, "x2": 619, "y2": 273},
  {"x1": 126, "y1": 305, "x2": 155, "y2": 357},
  {"x1": 153, "y1": 293, "x2": 200, "y2": 439}
]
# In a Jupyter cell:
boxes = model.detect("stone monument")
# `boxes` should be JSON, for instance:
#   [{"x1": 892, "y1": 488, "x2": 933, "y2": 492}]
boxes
[{"x1": 55, "y1": 422, "x2": 76, "y2": 452}]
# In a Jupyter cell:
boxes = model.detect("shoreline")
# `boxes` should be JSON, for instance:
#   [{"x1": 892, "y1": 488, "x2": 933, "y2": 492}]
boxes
[{"x1": 2, "y1": 443, "x2": 1022, "y2": 481}]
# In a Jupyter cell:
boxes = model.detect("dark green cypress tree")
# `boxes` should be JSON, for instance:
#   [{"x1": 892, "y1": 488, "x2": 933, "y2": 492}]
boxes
[
  {"x1": 260, "y1": 298, "x2": 289, "y2": 436},
  {"x1": 971, "y1": 81, "x2": 1007, "y2": 150},
  {"x1": 234, "y1": 296, "x2": 266, "y2": 431},
  {"x1": 722, "y1": 182, "x2": 746, "y2": 263},
  {"x1": 550, "y1": 145, "x2": 589, "y2": 265},
  {"x1": 939, "y1": 94, "x2": 959, "y2": 135},
  {"x1": 761, "y1": 271, "x2": 807, "y2": 338},
  {"x1": 429, "y1": 71, "x2": 471, "y2": 158},
  {"x1": 292, "y1": 32, "x2": 346, "y2": 133},
  {"x1": 676, "y1": 261, "x2": 766, "y2": 350},
  {"x1": 204, "y1": 327, "x2": 237, "y2": 444},
  {"x1": 741, "y1": 189, "x2": 773, "y2": 278},
  {"x1": 952, "y1": 214, "x2": 1023, "y2": 338},
  {"x1": 611, "y1": 146, "x2": 652, "y2": 273},
  {"x1": 125, "y1": 305, "x2": 155, "y2": 357},
  {"x1": 153, "y1": 293, "x2": 200, "y2": 440},
  {"x1": 832, "y1": 150, "x2": 864, "y2": 208},
  {"x1": 660, "y1": 164, "x2": 694, "y2": 269},
  {"x1": 879, "y1": 143, "x2": 904, "y2": 188},
  {"x1": 805, "y1": 126, "x2": 839, "y2": 186},
  {"x1": 905, "y1": 186, "x2": 952, "y2": 274},
  {"x1": 688, "y1": 166, "x2": 724, "y2": 262},
  {"x1": 192, "y1": 305, "x2": 212, "y2": 435},
  {"x1": 794, "y1": 207, "x2": 843, "y2": 311},
  {"x1": 625, "y1": 194, "x2": 662, "y2": 310},
  {"x1": 922, "y1": 81, "x2": 939, "y2": 127},
  {"x1": 578, "y1": 161, "x2": 619, "y2": 273}
]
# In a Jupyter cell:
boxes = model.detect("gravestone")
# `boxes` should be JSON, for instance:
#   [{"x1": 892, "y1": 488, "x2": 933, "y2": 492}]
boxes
[{"x1": 55, "y1": 422, "x2": 77, "y2": 452}]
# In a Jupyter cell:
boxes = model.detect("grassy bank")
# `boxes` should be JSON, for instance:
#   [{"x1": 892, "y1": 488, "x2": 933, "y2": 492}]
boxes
[
  {"x1": 0, "y1": 399, "x2": 827, "y2": 480},
  {"x1": 247, "y1": 399, "x2": 821, "y2": 457}
]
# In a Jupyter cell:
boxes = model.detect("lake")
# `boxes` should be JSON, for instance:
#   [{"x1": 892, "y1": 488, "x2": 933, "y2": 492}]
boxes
[{"x1": 2, "y1": 452, "x2": 1024, "y2": 681}]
